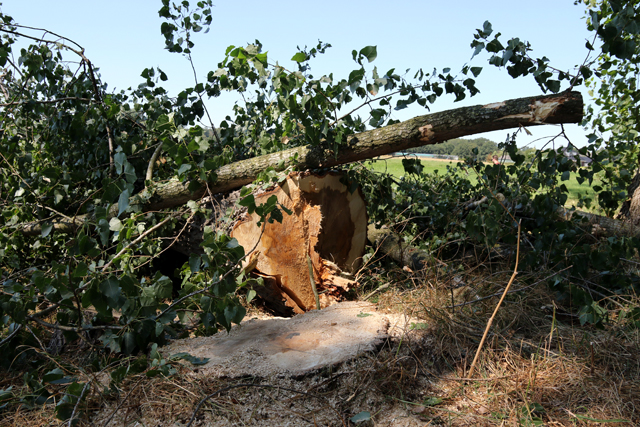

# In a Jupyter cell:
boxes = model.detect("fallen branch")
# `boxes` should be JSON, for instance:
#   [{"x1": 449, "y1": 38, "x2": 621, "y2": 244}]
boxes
[
  {"x1": 366, "y1": 224, "x2": 435, "y2": 271},
  {"x1": 21, "y1": 91, "x2": 583, "y2": 236}
]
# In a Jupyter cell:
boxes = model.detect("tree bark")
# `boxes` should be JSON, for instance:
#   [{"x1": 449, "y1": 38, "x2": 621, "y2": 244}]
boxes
[
  {"x1": 617, "y1": 160, "x2": 640, "y2": 223},
  {"x1": 367, "y1": 225, "x2": 432, "y2": 272},
  {"x1": 22, "y1": 91, "x2": 583, "y2": 236},
  {"x1": 558, "y1": 207, "x2": 640, "y2": 238}
]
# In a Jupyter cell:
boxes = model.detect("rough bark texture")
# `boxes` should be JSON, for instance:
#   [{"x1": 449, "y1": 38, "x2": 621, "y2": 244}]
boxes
[
  {"x1": 558, "y1": 207, "x2": 640, "y2": 238},
  {"x1": 367, "y1": 225, "x2": 432, "y2": 272},
  {"x1": 231, "y1": 172, "x2": 366, "y2": 314},
  {"x1": 22, "y1": 91, "x2": 583, "y2": 236},
  {"x1": 618, "y1": 166, "x2": 640, "y2": 223}
]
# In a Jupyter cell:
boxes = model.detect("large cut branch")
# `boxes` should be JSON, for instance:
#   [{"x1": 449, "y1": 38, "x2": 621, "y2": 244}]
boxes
[{"x1": 22, "y1": 91, "x2": 583, "y2": 236}]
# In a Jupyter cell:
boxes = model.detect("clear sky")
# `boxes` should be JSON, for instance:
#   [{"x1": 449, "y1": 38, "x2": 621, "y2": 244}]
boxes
[{"x1": 2, "y1": 1, "x2": 595, "y2": 148}]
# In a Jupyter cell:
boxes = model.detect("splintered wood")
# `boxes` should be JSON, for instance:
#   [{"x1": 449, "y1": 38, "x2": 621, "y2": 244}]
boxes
[{"x1": 231, "y1": 172, "x2": 367, "y2": 314}]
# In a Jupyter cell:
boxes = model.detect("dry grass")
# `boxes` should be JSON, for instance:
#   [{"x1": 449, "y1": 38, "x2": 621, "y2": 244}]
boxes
[{"x1": 2, "y1": 261, "x2": 640, "y2": 426}]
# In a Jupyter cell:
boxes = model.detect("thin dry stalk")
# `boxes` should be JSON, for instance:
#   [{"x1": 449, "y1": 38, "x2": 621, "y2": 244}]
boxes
[{"x1": 468, "y1": 220, "x2": 521, "y2": 377}]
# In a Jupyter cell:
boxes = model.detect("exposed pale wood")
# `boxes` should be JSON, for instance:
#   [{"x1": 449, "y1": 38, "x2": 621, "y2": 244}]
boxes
[
  {"x1": 22, "y1": 92, "x2": 583, "y2": 236},
  {"x1": 231, "y1": 172, "x2": 365, "y2": 313}
]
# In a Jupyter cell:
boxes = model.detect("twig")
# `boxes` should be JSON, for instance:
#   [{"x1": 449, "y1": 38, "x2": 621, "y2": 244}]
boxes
[
  {"x1": 101, "y1": 215, "x2": 175, "y2": 271},
  {"x1": 0, "y1": 324, "x2": 22, "y2": 347},
  {"x1": 68, "y1": 381, "x2": 91, "y2": 427},
  {"x1": 186, "y1": 383, "x2": 346, "y2": 427},
  {"x1": 0, "y1": 96, "x2": 94, "y2": 106},
  {"x1": 468, "y1": 219, "x2": 521, "y2": 378},
  {"x1": 363, "y1": 283, "x2": 390, "y2": 300},
  {"x1": 145, "y1": 142, "x2": 164, "y2": 182},
  {"x1": 101, "y1": 378, "x2": 144, "y2": 427},
  {"x1": 307, "y1": 254, "x2": 320, "y2": 310},
  {"x1": 186, "y1": 51, "x2": 222, "y2": 146},
  {"x1": 24, "y1": 324, "x2": 47, "y2": 353},
  {"x1": 27, "y1": 316, "x2": 121, "y2": 332}
]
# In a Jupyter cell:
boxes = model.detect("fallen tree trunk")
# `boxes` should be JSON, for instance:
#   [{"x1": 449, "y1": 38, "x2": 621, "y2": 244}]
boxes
[
  {"x1": 22, "y1": 91, "x2": 583, "y2": 236},
  {"x1": 367, "y1": 224, "x2": 433, "y2": 272},
  {"x1": 558, "y1": 207, "x2": 640, "y2": 239}
]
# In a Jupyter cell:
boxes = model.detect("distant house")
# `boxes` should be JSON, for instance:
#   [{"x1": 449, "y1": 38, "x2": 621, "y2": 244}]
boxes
[{"x1": 560, "y1": 148, "x2": 592, "y2": 167}]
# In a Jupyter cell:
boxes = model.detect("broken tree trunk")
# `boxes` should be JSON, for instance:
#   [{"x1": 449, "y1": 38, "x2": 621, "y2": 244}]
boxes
[
  {"x1": 22, "y1": 91, "x2": 583, "y2": 236},
  {"x1": 230, "y1": 172, "x2": 367, "y2": 314}
]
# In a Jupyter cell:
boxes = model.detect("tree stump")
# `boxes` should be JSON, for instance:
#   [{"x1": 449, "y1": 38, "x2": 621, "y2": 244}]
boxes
[{"x1": 231, "y1": 172, "x2": 367, "y2": 314}]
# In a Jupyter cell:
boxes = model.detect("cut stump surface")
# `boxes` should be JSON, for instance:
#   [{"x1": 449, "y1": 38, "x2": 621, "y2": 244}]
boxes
[{"x1": 163, "y1": 302, "x2": 391, "y2": 377}]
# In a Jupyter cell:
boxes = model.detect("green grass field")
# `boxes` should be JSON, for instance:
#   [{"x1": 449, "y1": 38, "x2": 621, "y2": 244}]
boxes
[{"x1": 365, "y1": 157, "x2": 599, "y2": 208}]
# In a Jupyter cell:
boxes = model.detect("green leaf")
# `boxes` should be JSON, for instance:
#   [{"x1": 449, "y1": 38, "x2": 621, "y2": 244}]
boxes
[
  {"x1": 100, "y1": 277, "x2": 123, "y2": 308},
  {"x1": 109, "y1": 217, "x2": 123, "y2": 232},
  {"x1": 291, "y1": 52, "x2": 306, "y2": 62},
  {"x1": 155, "y1": 275, "x2": 173, "y2": 299},
  {"x1": 402, "y1": 158, "x2": 424, "y2": 175},
  {"x1": 98, "y1": 218, "x2": 110, "y2": 246},
  {"x1": 117, "y1": 188, "x2": 131, "y2": 216},
  {"x1": 73, "y1": 262, "x2": 88, "y2": 278},
  {"x1": 122, "y1": 331, "x2": 136, "y2": 355},
  {"x1": 114, "y1": 152, "x2": 126, "y2": 175},
  {"x1": 545, "y1": 79, "x2": 561, "y2": 93},
  {"x1": 239, "y1": 194, "x2": 256, "y2": 214},
  {"x1": 41, "y1": 222, "x2": 53, "y2": 238},
  {"x1": 43, "y1": 368, "x2": 65, "y2": 384},
  {"x1": 247, "y1": 289, "x2": 257, "y2": 303},
  {"x1": 170, "y1": 352, "x2": 210, "y2": 365},
  {"x1": 189, "y1": 254, "x2": 201, "y2": 273},
  {"x1": 224, "y1": 304, "x2": 246, "y2": 325},
  {"x1": 359, "y1": 46, "x2": 377, "y2": 63},
  {"x1": 423, "y1": 397, "x2": 443, "y2": 406}
]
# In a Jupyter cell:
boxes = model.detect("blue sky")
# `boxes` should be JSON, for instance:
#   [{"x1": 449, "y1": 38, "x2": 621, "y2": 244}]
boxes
[{"x1": 2, "y1": 1, "x2": 595, "y2": 148}]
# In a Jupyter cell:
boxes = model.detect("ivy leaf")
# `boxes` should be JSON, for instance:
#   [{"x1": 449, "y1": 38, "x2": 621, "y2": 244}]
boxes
[{"x1": 43, "y1": 368, "x2": 65, "y2": 384}]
